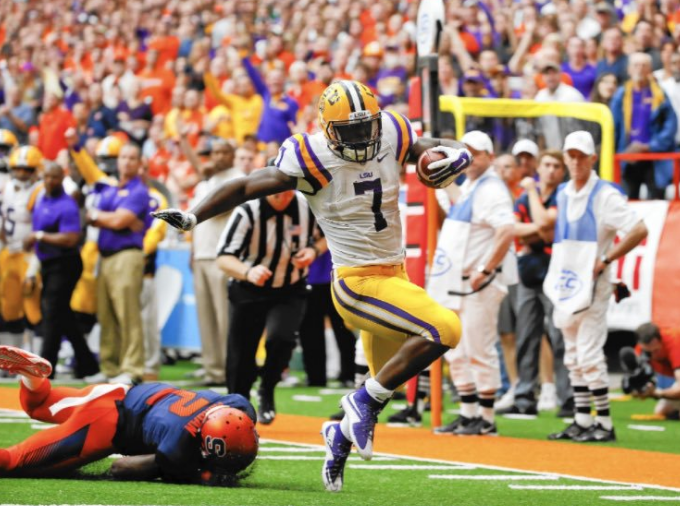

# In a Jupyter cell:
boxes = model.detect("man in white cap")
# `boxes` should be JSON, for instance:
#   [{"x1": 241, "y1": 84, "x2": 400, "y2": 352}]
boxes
[
  {"x1": 512, "y1": 139, "x2": 540, "y2": 179},
  {"x1": 544, "y1": 131, "x2": 648, "y2": 442},
  {"x1": 428, "y1": 131, "x2": 517, "y2": 436}
]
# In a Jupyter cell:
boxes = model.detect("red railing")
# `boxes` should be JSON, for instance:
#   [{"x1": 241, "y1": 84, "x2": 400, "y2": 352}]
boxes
[{"x1": 613, "y1": 152, "x2": 680, "y2": 201}]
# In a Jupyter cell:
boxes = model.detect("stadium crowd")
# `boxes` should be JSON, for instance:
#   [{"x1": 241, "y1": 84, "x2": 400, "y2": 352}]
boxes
[{"x1": 0, "y1": 0, "x2": 679, "y2": 439}]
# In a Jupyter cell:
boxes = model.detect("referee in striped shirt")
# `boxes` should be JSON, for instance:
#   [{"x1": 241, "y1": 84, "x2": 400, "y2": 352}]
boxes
[{"x1": 216, "y1": 186, "x2": 325, "y2": 424}]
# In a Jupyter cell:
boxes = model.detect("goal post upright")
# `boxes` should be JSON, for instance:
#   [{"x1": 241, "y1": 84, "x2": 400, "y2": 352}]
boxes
[{"x1": 416, "y1": 0, "x2": 446, "y2": 430}]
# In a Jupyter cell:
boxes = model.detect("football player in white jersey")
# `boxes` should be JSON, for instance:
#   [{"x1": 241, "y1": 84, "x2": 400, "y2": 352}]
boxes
[
  {"x1": 154, "y1": 80, "x2": 472, "y2": 492},
  {"x1": 0, "y1": 130, "x2": 19, "y2": 210},
  {"x1": 0, "y1": 146, "x2": 43, "y2": 348}
]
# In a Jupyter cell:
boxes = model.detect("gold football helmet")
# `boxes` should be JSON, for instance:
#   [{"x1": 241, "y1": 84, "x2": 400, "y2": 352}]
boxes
[
  {"x1": 9, "y1": 145, "x2": 43, "y2": 170},
  {"x1": 0, "y1": 129, "x2": 18, "y2": 151},
  {"x1": 318, "y1": 80, "x2": 381, "y2": 163},
  {"x1": 0, "y1": 130, "x2": 19, "y2": 171},
  {"x1": 95, "y1": 135, "x2": 124, "y2": 175}
]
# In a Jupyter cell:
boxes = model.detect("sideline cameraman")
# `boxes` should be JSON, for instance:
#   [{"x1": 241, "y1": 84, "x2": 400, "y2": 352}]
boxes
[{"x1": 634, "y1": 323, "x2": 680, "y2": 418}]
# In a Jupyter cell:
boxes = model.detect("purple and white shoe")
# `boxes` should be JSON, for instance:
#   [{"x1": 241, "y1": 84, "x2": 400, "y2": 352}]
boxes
[
  {"x1": 340, "y1": 386, "x2": 385, "y2": 461},
  {"x1": 321, "y1": 421, "x2": 352, "y2": 492}
]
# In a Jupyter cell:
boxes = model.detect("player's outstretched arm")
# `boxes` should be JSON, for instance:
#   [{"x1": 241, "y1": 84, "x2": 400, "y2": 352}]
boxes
[
  {"x1": 153, "y1": 167, "x2": 297, "y2": 231},
  {"x1": 109, "y1": 455, "x2": 161, "y2": 481}
]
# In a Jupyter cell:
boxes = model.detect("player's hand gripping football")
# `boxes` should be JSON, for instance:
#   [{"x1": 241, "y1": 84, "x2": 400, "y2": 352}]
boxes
[
  {"x1": 427, "y1": 146, "x2": 473, "y2": 182},
  {"x1": 152, "y1": 209, "x2": 198, "y2": 231}
]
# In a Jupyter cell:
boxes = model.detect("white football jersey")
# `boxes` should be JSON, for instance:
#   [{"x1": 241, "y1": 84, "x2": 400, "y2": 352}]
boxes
[
  {"x1": 275, "y1": 111, "x2": 417, "y2": 267},
  {"x1": 1, "y1": 179, "x2": 41, "y2": 253}
]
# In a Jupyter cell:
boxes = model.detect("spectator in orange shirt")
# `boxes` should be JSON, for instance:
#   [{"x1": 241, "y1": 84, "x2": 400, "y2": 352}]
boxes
[
  {"x1": 146, "y1": 122, "x2": 172, "y2": 183},
  {"x1": 252, "y1": 33, "x2": 295, "y2": 72},
  {"x1": 164, "y1": 137, "x2": 199, "y2": 210},
  {"x1": 287, "y1": 61, "x2": 330, "y2": 112},
  {"x1": 37, "y1": 93, "x2": 76, "y2": 161},
  {"x1": 179, "y1": 89, "x2": 205, "y2": 148},
  {"x1": 634, "y1": 323, "x2": 680, "y2": 418},
  {"x1": 137, "y1": 49, "x2": 176, "y2": 116},
  {"x1": 147, "y1": 19, "x2": 180, "y2": 70},
  {"x1": 203, "y1": 56, "x2": 229, "y2": 110}
]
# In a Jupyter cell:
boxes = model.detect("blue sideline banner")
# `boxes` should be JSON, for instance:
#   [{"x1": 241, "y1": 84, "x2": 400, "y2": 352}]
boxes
[{"x1": 155, "y1": 246, "x2": 201, "y2": 350}]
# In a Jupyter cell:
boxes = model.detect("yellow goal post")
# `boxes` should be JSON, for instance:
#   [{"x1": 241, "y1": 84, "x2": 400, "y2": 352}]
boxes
[{"x1": 438, "y1": 96, "x2": 615, "y2": 180}]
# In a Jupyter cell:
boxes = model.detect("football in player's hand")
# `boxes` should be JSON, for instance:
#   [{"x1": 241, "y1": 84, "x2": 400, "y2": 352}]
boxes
[{"x1": 416, "y1": 149, "x2": 448, "y2": 189}]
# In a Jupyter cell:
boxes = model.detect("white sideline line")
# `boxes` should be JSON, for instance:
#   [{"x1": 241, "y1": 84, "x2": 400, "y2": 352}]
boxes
[
  {"x1": 0, "y1": 409, "x2": 28, "y2": 417},
  {"x1": 350, "y1": 464, "x2": 475, "y2": 471},
  {"x1": 430, "y1": 474, "x2": 559, "y2": 481},
  {"x1": 509, "y1": 485, "x2": 644, "y2": 491},
  {"x1": 31, "y1": 423, "x2": 56, "y2": 430},
  {"x1": 601, "y1": 496, "x2": 680, "y2": 502},
  {"x1": 258, "y1": 456, "x2": 397, "y2": 461},
  {"x1": 0, "y1": 418, "x2": 31, "y2": 423},
  {"x1": 318, "y1": 388, "x2": 352, "y2": 396},
  {"x1": 259, "y1": 447, "x2": 324, "y2": 453},
  {"x1": 291, "y1": 395, "x2": 322, "y2": 402},
  {"x1": 627, "y1": 424, "x2": 666, "y2": 432},
  {"x1": 262, "y1": 438, "x2": 680, "y2": 493}
]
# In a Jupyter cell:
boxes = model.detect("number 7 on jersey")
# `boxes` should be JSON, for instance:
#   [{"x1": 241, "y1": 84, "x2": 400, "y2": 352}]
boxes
[{"x1": 353, "y1": 179, "x2": 387, "y2": 232}]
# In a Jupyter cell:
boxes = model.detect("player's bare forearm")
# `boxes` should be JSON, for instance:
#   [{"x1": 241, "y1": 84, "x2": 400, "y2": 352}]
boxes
[
  {"x1": 406, "y1": 138, "x2": 467, "y2": 164},
  {"x1": 109, "y1": 455, "x2": 161, "y2": 481},
  {"x1": 190, "y1": 167, "x2": 296, "y2": 224}
]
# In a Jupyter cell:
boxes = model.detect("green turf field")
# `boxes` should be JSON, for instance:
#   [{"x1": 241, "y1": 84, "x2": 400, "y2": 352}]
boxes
[
  {"x1": 0, "y1": 433, "x2": 679, "y2": 506},
  {"x1": 1, "y1": 361, "x2": 679, "y2": 506}
]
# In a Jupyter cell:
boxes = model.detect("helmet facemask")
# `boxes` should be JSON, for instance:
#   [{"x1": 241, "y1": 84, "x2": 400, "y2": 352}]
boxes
[
  {"x1": 97, "y1": 156, "x2": 119, "y2": 177},
  {"x1": 0, "y1": 145, "x2": 12, "y2": 173},
  {"x1": 326, "y1": 111, "x2": 382, "y2": 163}
]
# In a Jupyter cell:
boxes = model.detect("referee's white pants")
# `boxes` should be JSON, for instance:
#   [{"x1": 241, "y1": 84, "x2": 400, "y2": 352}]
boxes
[
  {"x1": 446, "y1": 284, "x2": 505, "y2": 393},
  {"x1": 553, "y1": 279, "x2": 610, "y2": 391}
]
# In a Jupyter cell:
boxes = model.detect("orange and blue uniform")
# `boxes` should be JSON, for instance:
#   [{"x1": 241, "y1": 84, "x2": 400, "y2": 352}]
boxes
[{"x1": 0, "y1": 382, "x2": 255, "y2": 481}]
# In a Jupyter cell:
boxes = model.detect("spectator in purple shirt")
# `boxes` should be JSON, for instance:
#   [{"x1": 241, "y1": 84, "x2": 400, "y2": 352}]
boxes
[
  {"x1": 242, "y1": 57, "x2": 299, "y2": 144},
  {"x1": 562, "y1": 37, "x2": 597, "y2": 99},
  {"x1": 23, "y1": 163, "x2": 99, "y2": 379},
  {"x1": 611, "y1": 52, "x2": 678, "y2": 199},
  {"x1": 83, "y1": 144, "x2": 150, "y2": 384}
]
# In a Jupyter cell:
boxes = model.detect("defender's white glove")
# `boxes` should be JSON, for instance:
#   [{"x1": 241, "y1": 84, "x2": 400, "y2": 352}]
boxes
[{"x1": 152, "y1": 209, "x2": 198, "y2": 231}]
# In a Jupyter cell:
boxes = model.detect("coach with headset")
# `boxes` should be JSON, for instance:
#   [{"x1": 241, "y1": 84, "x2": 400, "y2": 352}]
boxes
[{"x1": 216, "y1": 175, "x2": 325, "y2": 425}]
